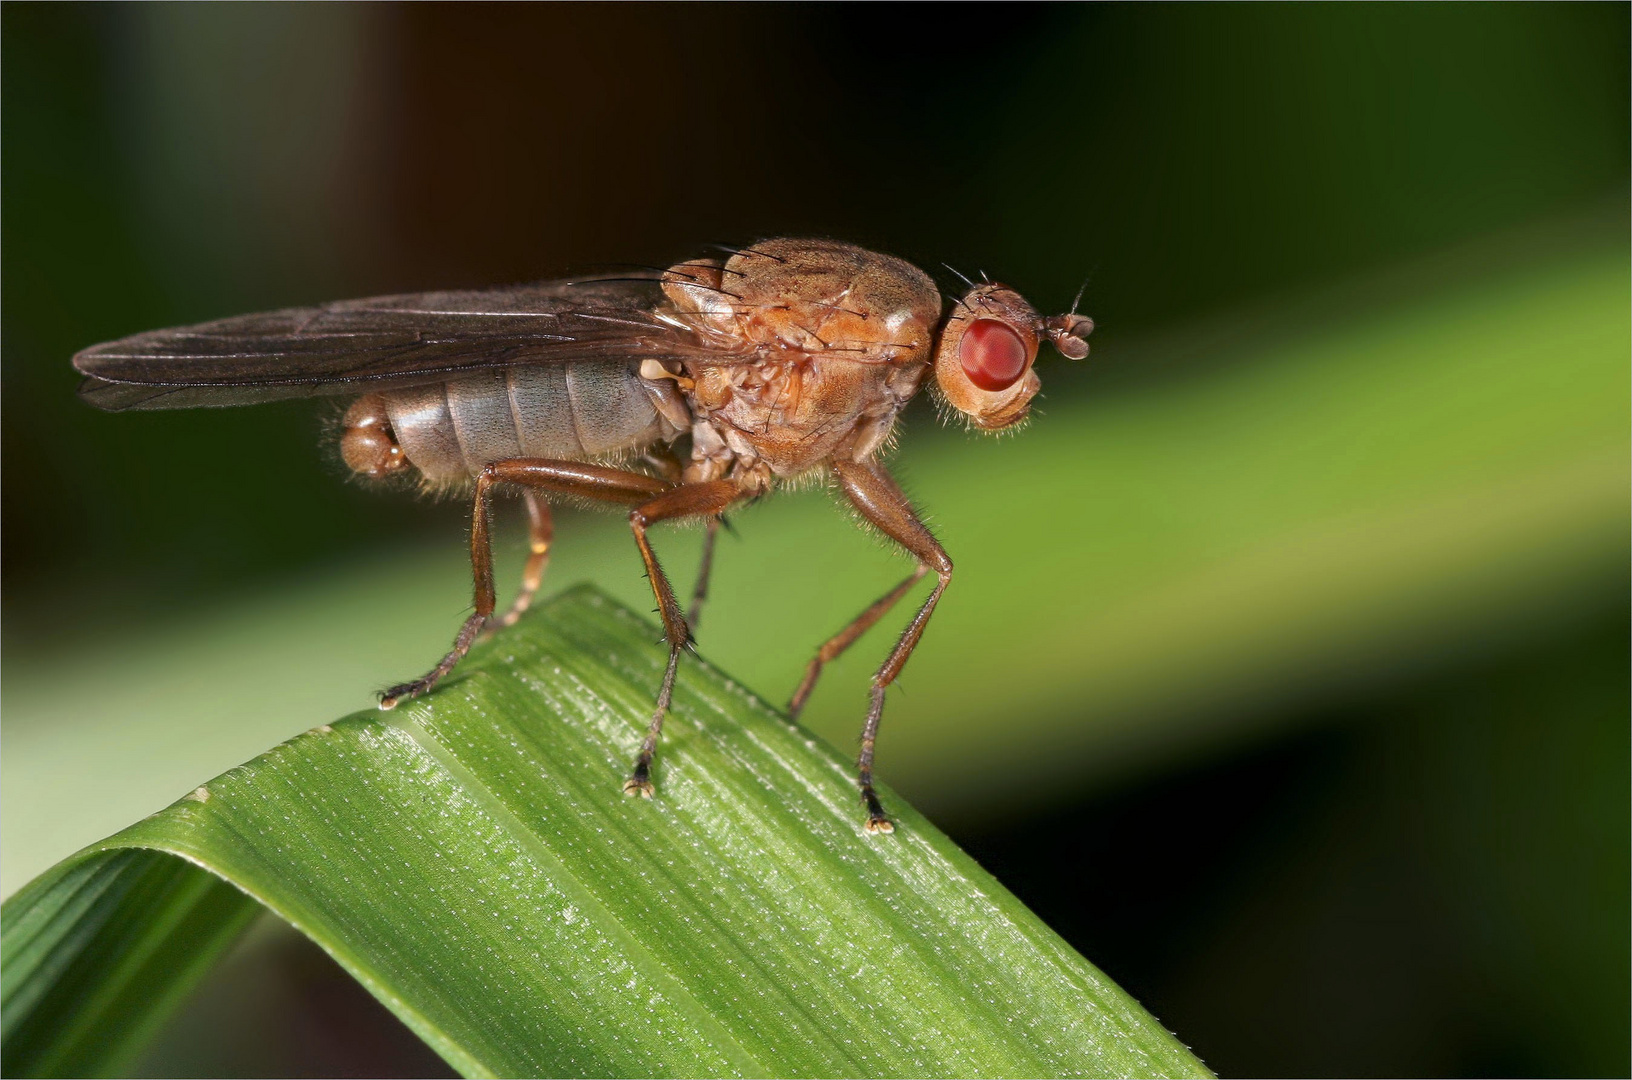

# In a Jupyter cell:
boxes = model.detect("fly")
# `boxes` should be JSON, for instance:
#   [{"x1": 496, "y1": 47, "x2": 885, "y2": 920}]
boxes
[{"x1": 73, "y1": 238, "x2": 1094, "y2": 834}]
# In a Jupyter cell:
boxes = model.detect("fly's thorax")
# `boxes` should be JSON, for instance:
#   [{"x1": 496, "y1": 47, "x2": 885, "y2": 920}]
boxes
[
  {"x1": 660, "y1": 238, "x2": 943, "y2": 479},
  {"x1": 662, "y1": 238, "x2": 943, "y2": 366},
  {"x1": 681, "y1": 353, "x2": 924, "y2": 478}
]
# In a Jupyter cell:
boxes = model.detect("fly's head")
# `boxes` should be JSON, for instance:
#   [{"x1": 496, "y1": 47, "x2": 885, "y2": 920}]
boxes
[{"x1": 933, "y1": 284, "x2": 1094, "y2": 431}]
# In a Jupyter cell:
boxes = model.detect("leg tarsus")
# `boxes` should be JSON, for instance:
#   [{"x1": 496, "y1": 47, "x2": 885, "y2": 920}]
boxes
[
  {"x1": 380, "y1": 611, "x2": 487, "y2": 709},
  {"x1": 623, "y1": 766, "x2": 655, "y2": 799},
  {"x1": 862, "y1": 790, "x2": 894, "y2": 834},
  {"x1": 625, "y1": 644, "x2": 680, "y2": 797},
  {"x1": 857, "y1": 683, "x2": 895, "y2": 833}
]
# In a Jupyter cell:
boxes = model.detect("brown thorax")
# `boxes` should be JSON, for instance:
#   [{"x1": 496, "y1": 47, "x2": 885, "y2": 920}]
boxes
[{"x1": 657, "y1": 238, "x2": 941, "y2": 487}]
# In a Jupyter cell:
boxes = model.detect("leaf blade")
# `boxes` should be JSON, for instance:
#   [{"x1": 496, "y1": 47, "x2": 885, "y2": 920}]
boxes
[
  {"x1": 1, "y1": 850, "x2": 260, "y2": 1078},
  {"x1": 4, "y1": 588, "x2": 1207, "y2": 1080}
]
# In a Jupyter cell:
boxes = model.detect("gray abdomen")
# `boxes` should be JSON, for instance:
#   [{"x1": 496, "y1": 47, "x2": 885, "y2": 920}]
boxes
[{"x1": 383, "y1": 362, "x2": 686, "y2": 485}]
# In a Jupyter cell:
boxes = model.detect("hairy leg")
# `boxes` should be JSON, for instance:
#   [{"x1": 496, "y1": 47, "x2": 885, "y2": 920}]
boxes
[
  {"x1": 623, "y1": 481, "x2": 742, "y2": 796},
  {"x1": 380, "y1": 459, "x2": 670, "y2": 709},
  {"x1": 491, "y1": 490, "x2": 554, "y2": 631},
  {"x1": 828, "y1": 460, "x2": 953, "y2": 834}
]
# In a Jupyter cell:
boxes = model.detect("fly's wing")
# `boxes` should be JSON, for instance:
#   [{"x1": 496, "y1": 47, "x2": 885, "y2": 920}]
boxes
[{"x1": 73, "y1": 278, "x2": 714, "y2": 411}]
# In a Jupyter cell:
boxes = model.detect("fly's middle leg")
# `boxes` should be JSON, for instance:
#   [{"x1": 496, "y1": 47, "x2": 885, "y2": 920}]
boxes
[
  {"x1": 491, "y1": 490, "x2": 554, "y2": 631},
  {"x1": 687, "y1": 515, "x2": 723, "y2": 631},
  {"x1": 624, "y1": 481, "x2": 742, "y2": 797}
]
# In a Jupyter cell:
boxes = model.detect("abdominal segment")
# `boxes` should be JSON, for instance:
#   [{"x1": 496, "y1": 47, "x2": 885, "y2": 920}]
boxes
[{"x1": 346, "y1": 362, "x2": 687, "y2": 486}]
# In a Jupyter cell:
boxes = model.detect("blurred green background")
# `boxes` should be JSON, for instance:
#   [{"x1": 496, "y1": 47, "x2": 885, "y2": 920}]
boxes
[{"x1": 3, "y1": 5, "x2": 1627, "y2": 1077}]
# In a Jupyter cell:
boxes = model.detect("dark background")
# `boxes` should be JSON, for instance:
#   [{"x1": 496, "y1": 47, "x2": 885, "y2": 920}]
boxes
[
  {"x1": 8, "y1": 4, "x2": 1626, "y2": 619},
  {"x1": 4, "y1": 5, "x2": 1627, "y2": 1077}
]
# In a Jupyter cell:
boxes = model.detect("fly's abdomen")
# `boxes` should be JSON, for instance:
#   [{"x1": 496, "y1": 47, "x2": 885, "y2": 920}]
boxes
[{"x1": 367, "y1": 362, "x2": 686, "y2": 486}]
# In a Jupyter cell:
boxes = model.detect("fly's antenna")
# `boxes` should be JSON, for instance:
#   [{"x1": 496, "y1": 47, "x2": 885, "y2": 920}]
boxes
[
  {"x1": 1069, "y1": 276, "x2": 1090, "y2": 316},
  {"x1": 1036, "y1": 269, "x2": 1096, "y2": 359},
  {"x1": 1068, "y1": 264, "x2": 1100, "y2": 315}
]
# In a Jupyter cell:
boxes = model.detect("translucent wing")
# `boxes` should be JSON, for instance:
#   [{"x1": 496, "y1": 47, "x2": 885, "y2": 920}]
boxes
[{"x1": 73, "y1": 278, "x2": 715, "y2": 411}]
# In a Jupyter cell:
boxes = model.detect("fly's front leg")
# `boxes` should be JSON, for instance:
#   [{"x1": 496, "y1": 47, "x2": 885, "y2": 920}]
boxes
[
  {"x1": 625, "y1": 480, "x2": 742, "y2": 797},
  {"x1": 380, "y1": 460, "x2": 670, "y2": 710},
  {"x1": 830, "y1": 459, "x2": 953, "y2": 834},
  {"x1": 489, "y1": 490, "x2": 554, "y2": 633}
]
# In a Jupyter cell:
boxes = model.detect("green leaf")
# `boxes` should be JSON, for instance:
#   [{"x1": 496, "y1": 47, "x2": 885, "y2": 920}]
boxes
[
  {"x1": 2, "y1": 587, "x2": 1209, "y2": 1080},
  {"x1": 1, "y1": 852, "x2": 260, "y2": 1078}
]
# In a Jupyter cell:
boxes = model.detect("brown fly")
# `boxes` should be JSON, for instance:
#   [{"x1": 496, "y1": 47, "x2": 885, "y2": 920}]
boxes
[{"x1": 73, "y1": 238, "x2": 1094, "y2": 834}]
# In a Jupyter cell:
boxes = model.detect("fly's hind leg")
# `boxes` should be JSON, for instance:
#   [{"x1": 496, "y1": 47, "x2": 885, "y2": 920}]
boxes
[
  {"x1": 380, "y1": 469, "x2": 505, "y2": 709},
  {"x1": 379, "y1": 459, "x2": 742, "y2": 803},
  {"x1": 624, "y1": 481, "x2": 742, "y2": 796},
  {"x1": 380, "y1": 460, "x2": 671, "y2": 710},
  {"x1": 644, "y1": 443, "x2": 722, "y2": 633}
]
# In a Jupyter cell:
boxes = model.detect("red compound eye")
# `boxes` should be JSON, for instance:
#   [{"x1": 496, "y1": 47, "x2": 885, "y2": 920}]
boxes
[{"x1": 958, "y1": 318, "x2": 1030, "y2": 391}]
